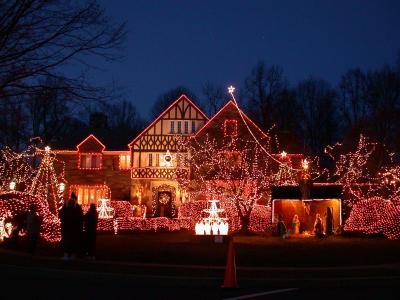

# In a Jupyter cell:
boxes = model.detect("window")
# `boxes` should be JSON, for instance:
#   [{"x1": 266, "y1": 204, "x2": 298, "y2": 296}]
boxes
[
  {"x1": 79, "y1": 154, "x2": 102, "y2": 169},
  {"x1": 156, "y1": 153, "x2": 160, "y2": 167},
  {"x1": 72, "y1": 185, "x2": 110, "y2": 205},
  {"x1": 224, "y1": 119, "x2": 238, "y2": 137},
  {"x1": 184, "y1": 121, "x2": 188, "y2": 134},
  {"x1": 119, "y1": 155, "x2": 131, "y2": 170},
  {"x1": 170, "y1": 121, "x2": 175, "y2": 134},
  {"x1": 191, "y1": 121, "x2": 196, "y2": 133},
  {"x1": 148, "y1": 153, "x2": 153, "y2": 167},
  {"x1": 177, "y1": 121, "x2": 181, "y2": 133}
]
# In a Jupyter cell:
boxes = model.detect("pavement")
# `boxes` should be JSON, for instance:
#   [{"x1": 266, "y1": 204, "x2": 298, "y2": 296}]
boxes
[{"x1": 1, "y1": 248, "x2": 400, "y2": 299}]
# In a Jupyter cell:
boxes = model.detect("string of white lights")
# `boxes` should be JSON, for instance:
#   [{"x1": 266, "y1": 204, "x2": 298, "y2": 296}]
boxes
[{"x1": 227, "y1": 85, "x2": 302, "y2": 171}]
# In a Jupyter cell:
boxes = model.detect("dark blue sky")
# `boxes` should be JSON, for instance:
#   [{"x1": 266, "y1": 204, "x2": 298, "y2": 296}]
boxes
[{"x1": 95, "y1": 0, "x2": 400, "y2": 119}]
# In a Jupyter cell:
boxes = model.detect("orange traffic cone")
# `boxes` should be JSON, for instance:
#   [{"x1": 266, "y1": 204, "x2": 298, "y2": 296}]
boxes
[{"x1": 222, "y1": 239, "x2": 238, "y2": 288}]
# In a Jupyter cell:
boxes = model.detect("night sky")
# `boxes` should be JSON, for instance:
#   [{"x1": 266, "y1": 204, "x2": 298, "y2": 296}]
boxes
[{"x1": 95, "y1": 0, "x2": 400, "y2": 119}]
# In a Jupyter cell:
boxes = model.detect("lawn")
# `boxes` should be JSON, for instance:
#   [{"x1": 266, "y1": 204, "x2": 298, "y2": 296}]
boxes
[{"x1": 21, "y1": 231, "x2": 400, "y2": 267}]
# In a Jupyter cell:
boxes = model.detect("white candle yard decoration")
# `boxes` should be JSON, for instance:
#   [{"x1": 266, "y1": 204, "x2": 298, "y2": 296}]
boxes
[
  {"x1": 195, "y1": 199, "x2": 229, "y2": 236},
  {"x1": 113, "y1": 219, "x2": 118, "y2": 235},
  {"x1": 97, "y1": 198, "x2": 114, "y2": 219}
]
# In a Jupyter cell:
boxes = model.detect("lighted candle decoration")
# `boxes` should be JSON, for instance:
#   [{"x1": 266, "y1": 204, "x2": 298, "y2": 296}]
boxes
[
  {"x1": 195, "y1": 200, "x2": 229, "y2": 236},
  {"x1": 97, "y1": 198, "x2": 114, "y2": 219}
]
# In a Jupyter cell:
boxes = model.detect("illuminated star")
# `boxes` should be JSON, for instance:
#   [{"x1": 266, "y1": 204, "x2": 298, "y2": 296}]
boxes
[
  {"x1": 45, "y1": 146, "x2": 51, "y2": 152},
  {"x1": 228, "y1": 85, "x2": 235, "y2": 94},
  {"x1": 280, "y1": 151, "x2": 287, "y2": 158}
]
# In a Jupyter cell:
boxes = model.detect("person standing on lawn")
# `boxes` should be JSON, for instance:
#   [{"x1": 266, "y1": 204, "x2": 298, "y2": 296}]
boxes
[
  {"x1": 59, "y1": 192, "x2": 83, "y2": 259},
  {"x1": 84, "y1": 203, "x2": 98, "y2": 260},
  {"x1": 26, "y1": 204, "x2": 41, "y2": 254}
]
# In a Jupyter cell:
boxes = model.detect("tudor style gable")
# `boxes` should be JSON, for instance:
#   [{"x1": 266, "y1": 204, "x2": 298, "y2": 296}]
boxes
[
  {"x1": 129, "y1": 94, "x2": 208, "y2": 178},
  {"x1": 129, "y1": 95, "x2": 208, "y2": 153}
]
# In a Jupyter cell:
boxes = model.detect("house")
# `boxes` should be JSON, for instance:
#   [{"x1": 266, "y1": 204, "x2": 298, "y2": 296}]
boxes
[
  {"x1": 55, "y1": 94, "x2": 307, "y2": 217},
  {"x1": 55, "y1": 95, "x2": 208, "y2": 217}
]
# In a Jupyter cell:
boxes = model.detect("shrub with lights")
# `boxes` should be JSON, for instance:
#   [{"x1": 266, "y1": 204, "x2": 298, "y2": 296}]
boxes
[
  {"x1": 0, "y1": 191, "x2": 60, "y2": 242},
  {"x1": 344, "y1": 196, "x2": 400, "y2": 239}
]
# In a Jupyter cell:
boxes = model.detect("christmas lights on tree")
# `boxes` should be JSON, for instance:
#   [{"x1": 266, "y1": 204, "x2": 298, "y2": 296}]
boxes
[{"x1": 29, "y1": 146, "x2": 65, "y2": 215}]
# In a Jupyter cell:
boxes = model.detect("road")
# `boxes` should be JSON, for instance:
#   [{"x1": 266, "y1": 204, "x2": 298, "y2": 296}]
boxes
[{"x1": 1, "y1": 249, "x2": 399, "y2": 299}]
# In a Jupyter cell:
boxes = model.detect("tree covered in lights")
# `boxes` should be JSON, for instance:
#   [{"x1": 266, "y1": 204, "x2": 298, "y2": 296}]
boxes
[
  {"x1": 186, "y1": 135, "x2": 276, "y2": 233},
  {"x1": 29, "y1": 146, "x2": 65, "y2": 215},
  {"x1": 0, "y1": 144, "x2": 38, "y2": 192},
  {"x1": 0, "y1": 141, "x2": 66, "y2": 216},
  {"x1": 325, "y1": 135, "x2": 379, "y2": 204},
  {"x1": 325, "y1": 134, "x2": 399, "y2": 209}
]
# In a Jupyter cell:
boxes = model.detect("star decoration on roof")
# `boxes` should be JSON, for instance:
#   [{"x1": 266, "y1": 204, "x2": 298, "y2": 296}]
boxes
[{"x1": 228, "y1": 85, "x2": 235, "y2": 94}]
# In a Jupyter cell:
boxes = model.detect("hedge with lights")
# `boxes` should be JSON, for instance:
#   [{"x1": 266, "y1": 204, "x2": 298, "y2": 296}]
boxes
[
  {"x1": 0, "y1": 191, "x2": 60, "y2": 242},
  {"x1": 344, "y1": 196, "x2": 400, "y2": 239}
]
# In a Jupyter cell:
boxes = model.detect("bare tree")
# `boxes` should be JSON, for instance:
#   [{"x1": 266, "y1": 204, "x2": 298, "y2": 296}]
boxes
[
  {"x1": 201, "y1": 82, "x2": 227, "y2": 116},
  {"x1": 244, "y1": 62, "x2": 286, "y2": 130},
  {"x1": 0, "y1": 0, "x2": 126, "y2": 100},
  {"x1": 296, "y1": 78, "x2": 337, "y2": 155},
  {"x1": 151, "y1": 86, "x2": 198, "y2": 118},
  {"x1": 338, "y1": 68, "x2": 368, "y2": 131}
]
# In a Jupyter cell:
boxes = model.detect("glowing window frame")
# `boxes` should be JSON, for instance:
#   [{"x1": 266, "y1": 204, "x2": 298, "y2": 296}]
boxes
[
  {"x1": 118, "y1": 154, "x2": 131, "y2": 170},
  {"x1": 223, "y1": 119, "x2": 238, "y2": 137},
  {"x1": 69, "y1": 184, "x2": 111, "y2": 205},
  {"x1": 78, "y1": 153, "x2": 102, "y2": 170}
]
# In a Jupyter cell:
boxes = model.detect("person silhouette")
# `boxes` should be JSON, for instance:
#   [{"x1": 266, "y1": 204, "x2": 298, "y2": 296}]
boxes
[
  {"x1": 84, "y1": 203, "x2": 98, "y2": 260},
  {"x1": 26, "y1": 204, "x2": 41, "y2": 254}
]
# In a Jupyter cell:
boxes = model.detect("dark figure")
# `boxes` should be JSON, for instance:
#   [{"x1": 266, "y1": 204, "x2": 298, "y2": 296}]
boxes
[
  {"x1": 84, "y1": 203, "x2": 98, "y2": 259},
  {"x1": 314, "y1": 213, "x2": 324, "y2": 239},
  {"x1": 26, "y1": 204, "x2": 41, "y2": 254},
  {"x1": 276, "y1": 214, "x2": 287, "y2": 238},
  {"x1": 59, "y1": 193, "x2": 83, "y2": 260},
  {"x1": 3, "y1": 213, "x2": 25, "y2": 250},
  {"x1": 325, "y1": 207, "x2": 334, "y2": 236}
]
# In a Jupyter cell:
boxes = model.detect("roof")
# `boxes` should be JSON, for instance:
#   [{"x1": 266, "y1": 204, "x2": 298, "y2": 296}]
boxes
[
  {"x1": 193, "y1": 100, "x2": 269, "y2": 139},
  {"x1": 76, "y1": 134, "x2": 106, "y2": 152},
  {"x1": 128, "y1": 94, "x2": 208, "y2": 147},
  {"x1": 271, "y1": 185, "x2": 343, "y2": 200}
]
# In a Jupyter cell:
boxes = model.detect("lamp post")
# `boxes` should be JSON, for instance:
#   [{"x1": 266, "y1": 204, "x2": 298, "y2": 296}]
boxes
[
  {"x1": 9, "y1": 180, "x2": 16, "y2": 191},
  {"x1": 58, "y1": 182, "x2": 65, "y2": 206}
]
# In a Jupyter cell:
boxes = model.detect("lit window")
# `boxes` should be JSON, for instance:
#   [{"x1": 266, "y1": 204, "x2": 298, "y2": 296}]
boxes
[
  {"x1": 148, "y1": 153, "x2": 153, "y2": 167},
  {"x1": 191, "y1": 121, "x2": 196, "y2": 133},
  {"x1": 119, "y1": 155, "x2": 131, "y2": 170},
  {"x1": 72, "y1": 185, "x2": 110, "y2": 205},
  {"x1": 79, "y1": 154, "x2": 102, "y2": 169},
  {"x1": 184, "y1": 121, "x2": 188, "y2": 134},
  {"x1": 170, "y1": 121, "x2": 174, "y2": 134},
  {"x1": 224, "y1": 120, "x2": 238, "y2": 137},
  {"x1": 177, "y1": 121, "x2": 181, "y2": 133}
]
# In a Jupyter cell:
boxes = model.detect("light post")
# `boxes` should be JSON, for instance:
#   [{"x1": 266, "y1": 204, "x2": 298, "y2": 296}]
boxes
[{"x1": 9, "y1": 180, "x2": 16, "y2": 191}]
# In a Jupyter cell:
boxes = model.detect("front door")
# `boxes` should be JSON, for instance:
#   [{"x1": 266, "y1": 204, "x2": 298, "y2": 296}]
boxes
[{"x1": 157, "y1": 191, "x2": 172, "y2": 217}]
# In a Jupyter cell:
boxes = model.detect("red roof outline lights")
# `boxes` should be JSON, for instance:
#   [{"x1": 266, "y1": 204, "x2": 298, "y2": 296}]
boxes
[
  {"x1": 76, "y1": 134, "x2": 106, "y2": 152},
  {"x1": 193, "y1": 100, "x2": 269, "y2": 140},
  {"x1": 128, "y1": 94, "x2": 209, "y2": 147}
]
